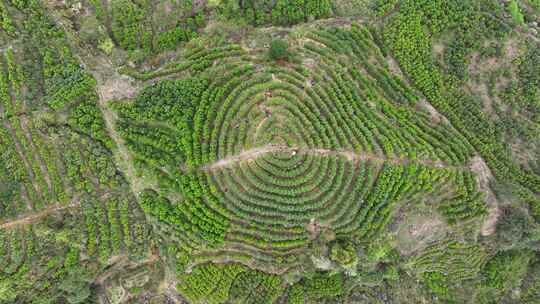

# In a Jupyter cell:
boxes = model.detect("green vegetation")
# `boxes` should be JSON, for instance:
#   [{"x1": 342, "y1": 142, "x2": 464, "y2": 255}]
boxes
[
  {"x1": 0, "y1": 0, "x2": 539, "y2": 302},
  {"x1": 219, "y1": 0, "x2": 333, "y2": 26},
  {"x1": 269, "y1": 38, "x2": 289, "y2": 60},
  {"x1": 509, "y1": 0, "x2": 525, "y2": 25}
]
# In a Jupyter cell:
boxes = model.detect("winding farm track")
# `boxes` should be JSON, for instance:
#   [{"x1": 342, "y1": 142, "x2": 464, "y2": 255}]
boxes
[
  {"x1": 202, "y1": 144, "x2": 463, "y2": 171},
  {"x1": 0, "y1": 200, "x2": 80, "y2": 230}
]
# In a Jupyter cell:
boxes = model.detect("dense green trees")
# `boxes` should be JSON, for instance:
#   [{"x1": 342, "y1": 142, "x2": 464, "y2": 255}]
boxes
[
  {"x1": 383, "y1": 0, "x2": 540, "y2": 193},
  {"x1": 412, "y1": 240, "x2": 488, "y2": 300},
  {"x1": 219, "y1": 0, "x2": 333, "y2": 26},
  {"x1": 105, "y1": 0, "x2": 205, "y2": 56},
  {"x1": 175, "y1": 263, "x2": 283, "y2": 304},
  {"x1": 495, "y1": 206, "x2": 537, "y2": 249},
  {"x1": 284, "y1": 272, "x2": 344, "y2": 303},
  {"x1": 508, "y1": 0, "x2": 525, "y2": 25},
  {"x1": 269, "y1": 39, "x2": 289, "y2": 60},
  {"x1": 481, "y1": 249, "x2": 534, "y2": 298},
  {"x1": 110, "y1": 21, "x2": 495, "y2": 273},
  {"x1": 2, "y1": 0, "x2": 539, "y2": 301}
]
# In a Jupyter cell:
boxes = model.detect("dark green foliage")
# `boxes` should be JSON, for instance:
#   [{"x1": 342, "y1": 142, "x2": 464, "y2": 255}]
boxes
[
  {"x1": 0, "y1": 228, "x2": 100, "y2": 304},
  {"x1": 529, "y1": 0, "x2": 540, "y2": 10},
  {"x1": 286, "y1": 283, "x2": 305, "y2": 304},
  {"x1": 383, "y1": 0, "x2": 540, "y2": 193},
  {"x1": 138, "y1": 187, "x2": 228, "y2": 246},
  {"x1": 285, "y1": 273, "x2": 344, "y2": 303},
  {"x1": 482, "y1": 249, "x2": 534, "y2": 294},
  {"x1": 303, "y1": 272, "x2": 343, "y2": 300},
  {"x1": 514, "y1": 45, "x2": 540, "y2": 118},
  {"x1": 68, "y1": 100, "x2": 113, "y2": 149},
  {"x1": 373, "y1": 0, "x2": 399, "y2": 17},
  {"x1": 109, "y1": 0, "x2": 204, "y2": 55},
  {"x1": 520, "y1": 260, "x2": 540, "y2": 303},
  {"x1": 269, "y1": 39, "x2": 289, "y2": 60},
  {"x1": 58, "y1": 266, "x2": 94, "y2": 304},
  {"x1": 495, "y1": 206, "x2": 535, "y2": 249},
  {"x1": 412, "y1": 240, "x2": 488, "y2": 300},
  {"x1": 0, "y1": 150, "x2": 24, "y2": 218},
  {"x1": 176, "y1": 263, "x2": 249, "y2": 304},
  {"x1": 2, "y1": 0, "x2": 539, "y2": 301},
  {"x1": 219, "y1": 0, "x2": 333, "y2": 26},
  {"x1": 110, "y1": 0, "x2": 151, "y2": 51},
  {"x1": 228, "y1": 270, "x2": 283, "y2": 304},
  {"x1": 154, "y1": 26, "x2": 197, "y2": 52},
  {"x1": 438, "y1": 172, "x2": 488, "y2": 224}
]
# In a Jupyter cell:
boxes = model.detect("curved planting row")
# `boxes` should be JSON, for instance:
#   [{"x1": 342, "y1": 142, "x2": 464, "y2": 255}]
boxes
[{"x1": 116, "y1": 24, "x2": 487, "y2": 272}]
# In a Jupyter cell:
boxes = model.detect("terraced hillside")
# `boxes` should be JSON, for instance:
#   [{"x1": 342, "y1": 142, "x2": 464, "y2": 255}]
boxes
[
  {"x1": 1, "y1": 0, "x2": 539, "y2": 303},
  {"x1": 116, "y1": 25, "x2": 488, "y2": 273}
]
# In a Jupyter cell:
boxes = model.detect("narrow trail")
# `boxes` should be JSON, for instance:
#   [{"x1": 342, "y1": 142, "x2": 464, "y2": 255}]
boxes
[
  {"x1": 470, "y1": 156, "x2": 500, "y2": 236},
  {"x1": 0, "y1": 200, "x2": 80, "y2": 230},
  {"x1": 96, "y1": 82, "x2": 147, "y2": 196},
  {"x1": 202, "y1": 144, "x2": 464, "y2": 171},
  {"x1": 43, "y1": 4, "x2": 149, "y2": 196},
  {"x1": 203, "y1": 146, "x2": 282, "y2": 170}
]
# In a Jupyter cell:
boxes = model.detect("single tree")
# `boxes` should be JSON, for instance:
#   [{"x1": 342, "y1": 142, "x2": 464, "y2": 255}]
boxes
[{"x1": 269, "y1": 38, "x2": 289, "y2": 60}]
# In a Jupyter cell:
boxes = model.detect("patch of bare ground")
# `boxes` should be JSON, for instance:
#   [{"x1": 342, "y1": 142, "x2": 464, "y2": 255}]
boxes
[
  {"x1": 469, "y1": 41, "x2": 519, "y2": 80},
  {"x1": 468, "y1": 51, "x2": 499, "y2": 76},
  {"x1": 99, "y1": 74, "x2": 140, "y2": 102},
  {"x1": 162, "y1": 283, "x2": 188, "y2": 304},
  {"x1": 95, "y1": 253, "x2": 160, "y2": 285},
  {"x1": 504, "y1": 38, "x2": 521, "y2": 60},
  {"x1": 203, "y1": 145, "x2": 284, "y2": 171},
  {"x1": 468, "y1": 82, "x2": 494, "y2": 116},
  {"x1": 509, "y1": 138, "x2": 539, "y2": 171},
  {"x1": 254, "y1": 116, "x2": 268, "y2": 137},
  {"x1": 303, "y1": 58, "x2": 316, "y2": 70},
  {"x1": 416, "y1": 99, "x2": 448, "y2": 124},
  {"x1": 0, "y1": 199, "x2": 80, "y2": 230},
  {"x1": 395, "y1": 214, "x2": 447, "y2": 256},
  {"x1": 386, "y1": 56, "x2": 404, "y2": 76},
  {"x1": 306, "y1": 218, "x2": 322, "y2": 240},
  {"x1": 433, "y1": 42, "x2": 445, "y2": 57},
  {"x1": 469, "y1": 156, "x2": 499, "y2": 236}
]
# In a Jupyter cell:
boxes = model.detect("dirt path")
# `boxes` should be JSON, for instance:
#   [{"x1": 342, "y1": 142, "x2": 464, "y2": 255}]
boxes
[
  {"x1": 96, "y1": 79, "x2": 148, "y2": 196},
  {"x1": 203, "y1": 146, "x2": 284, "y2": 170},
  {"x1": 43, "y1": 4, "x2": 150, "y2": 197},
  {"x1": 202, "y1": 144, "x2": 462, "y2": 171},
  {"x1": 470, "y1": 156, "x2": 500, "y2": 236},
  {"x1": 94, "y1": 253, "x2": 160, "y2": 285},
  {"x1": 0, "y1": 200, "x2": 80, "y2": 230}
]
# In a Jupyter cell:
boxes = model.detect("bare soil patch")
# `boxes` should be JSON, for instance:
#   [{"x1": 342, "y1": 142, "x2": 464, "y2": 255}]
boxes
[
  {"x1": 394, "y1": 213, "x2": 447, "y2": 256},
  {"x1": 99, "y1": 75, "x2": 140, "y2": 102},
  {"x1": 416, "y1": 99, "x2": 448, "y2": 124},
  {"x1": 469, "y1": 156, "x2": 499, "y2": 236}
]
